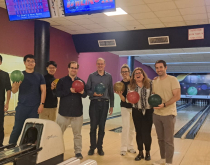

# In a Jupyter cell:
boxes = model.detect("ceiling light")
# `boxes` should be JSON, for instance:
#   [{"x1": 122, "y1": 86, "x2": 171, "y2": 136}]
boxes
[{"x1": 104, "y1": 8, "x2": 127, "y2": 16}]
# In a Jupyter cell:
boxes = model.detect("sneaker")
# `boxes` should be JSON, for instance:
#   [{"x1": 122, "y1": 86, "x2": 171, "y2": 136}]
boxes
[
  {"x1": 153, "y1": 159, "x2": 166, "y2": 165},
  {"x1": 75, "y1": 153, "x2": 83, "y2": 159},
  {"x1": 120, "y1": 151, "x2": 126, "y2": 156},
  {"x1": 128, "y1": 149, "x2": 136, "y2": 153},
  {"x1": 97, "y1": 149, "x2": 104, "y2": 156},
  {"x1": 88, "y1": 149, "x2": 94, "y2": 155}
]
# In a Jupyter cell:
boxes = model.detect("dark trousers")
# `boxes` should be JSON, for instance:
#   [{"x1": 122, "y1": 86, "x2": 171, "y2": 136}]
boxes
[
  {"x1": 0, "y1": 102, "x2": 4, "y2": 146},
  {"x1": 9, "y1": 104, "x2": 39, "y2": 145},
  {"x1": 89, "y1": 99, "x2": 109, "y2": 150},
  {"x1": 132, "y1": 108, "x2": 153, "y2": 152}
]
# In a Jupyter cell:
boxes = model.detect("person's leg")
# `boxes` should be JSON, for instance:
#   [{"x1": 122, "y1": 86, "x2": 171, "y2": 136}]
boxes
[
  {"x1": 9, "y1": 104, "x2": 30, "y2": 145},
  {"x1": 89, "y1": 100, "x2": 99, "y2": 150},
  {"x1": 97, "y1": 100, "x2": 109, "y2": 151},
  {"x1": 121, "y1": 107, "x2": 131, "y2": 152},
  {"x1": 132, "y1": 108, "x2": 143, "y2": 152},
  {"x1": 153, "y1": 114, "x2": 165, "y2": 160},
  {"x1": 56, "y1": 113, "x2": 71, "y2": 134},
  {"x1": 70, "y1": 115, "x2": 83, "y2": 154},
  {"x1": 49, "y1": 108, "x2": 57, "y2": 121},
  {"x1": 162, "y1": 115, "x2": 176, "y2": 164},
  {"x1": 39, "y1": 108, "x2": 50, "y2": 120},
  {"x1": 142, "y1": 109, "x2": 153, "y2": 152},
  {"x1": 128, "y1": 108, "x2": 135, "y2": 151},
  {"x1": 0, "y1": 102, "x2": 4, "y2": 146}
]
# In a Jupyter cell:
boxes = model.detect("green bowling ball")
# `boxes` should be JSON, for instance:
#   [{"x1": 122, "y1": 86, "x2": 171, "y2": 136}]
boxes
[
  {"x1": 148, "y1": 94, "x2": 162, "y2": 107},
  {"x1": 187, "y1": 87, "x2": 197, "y2": 95},
  {"x1": 10, "y1": 70, "x2": 24, "y2": 83}
]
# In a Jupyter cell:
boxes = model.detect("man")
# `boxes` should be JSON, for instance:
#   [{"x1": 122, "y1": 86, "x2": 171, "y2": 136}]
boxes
[
  {"x1": 40, "y1": 61, "x2": 58, "y2": 121},
  {"x1": 152, "y1": 60, "x2": 181, "y2": 165},
  {"x1": 9, "y1": 54, "x2": 46, "y2": 145},
  {"x1": 86, "y1": 58, "x2": 114, "y2": 156},
  {"x1": 56, "y1": 61, "x2": 87, "y2": 160},
  {"x1": 0, "y1": 55, "x2": 11, "y2": 147}
]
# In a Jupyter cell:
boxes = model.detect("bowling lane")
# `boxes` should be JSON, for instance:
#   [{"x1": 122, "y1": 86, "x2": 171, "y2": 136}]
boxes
[
  {"x1": 175, "y1": 104, "x2": 206, "y2": 132},
  {"x1": 195, "y1": 112, "x2": 210, "y2": 141}
]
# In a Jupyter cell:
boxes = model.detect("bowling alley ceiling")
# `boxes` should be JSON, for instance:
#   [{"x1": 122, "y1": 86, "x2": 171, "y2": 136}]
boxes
[
  {"x1": 1, "y1": 0, "x2": 210, "y2": 34},
  {"x1": 111, "y1": 47, "x2": 210, "y2": 73}
]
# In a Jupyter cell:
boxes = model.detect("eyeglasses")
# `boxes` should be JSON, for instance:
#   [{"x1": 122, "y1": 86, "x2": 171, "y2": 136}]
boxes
[
  {"x1": 70, "y1": 67, "x2": 78, "y2": 70},
  {"x1": 97, "y1": 63, "x2": 104, "y2": 66},
  {"x1": 121, "y1": 71, "x2": 129, "y2": 74},
  {"x1": 135, "y1": 72, "x2": 142, "y2": 75},
  {"x1": 26, "y1": 60, "x2": 35, "y2": 63}
]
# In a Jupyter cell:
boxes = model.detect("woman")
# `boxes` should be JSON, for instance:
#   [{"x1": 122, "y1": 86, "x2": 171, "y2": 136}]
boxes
[
  {"x1": 115, "y1": 64, "x2": 136, "y2": 156},
  {"x1": 128, "y1": 67, "x2": 153, "y2": 161}
]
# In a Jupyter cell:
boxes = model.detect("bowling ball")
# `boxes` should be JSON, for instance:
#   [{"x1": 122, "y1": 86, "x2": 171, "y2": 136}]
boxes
[
  {"x1": 10, "y1": 70, "x2": 24, "y2": 83},
  {"x1": 72, "y1": 80, "x2": 84, "y2": 93},
  {"x1": 114, "y1": 81, "x2": 125, "y2": 92},
  {"x1": 148, "y1": 94, "x2": 162, "y2": 107},
  {"x1": 187, "y1": 87, "x2": 197, "y2": 95},
  {"x1": 127, "y1": 91, "x2": 140, "y2": 104},
  {"x1": 94, "y1": 83, "x2": 106, "y2": 95},
  {"x1": 53, "y1": 79, "x2": 59, "y2": 89}
]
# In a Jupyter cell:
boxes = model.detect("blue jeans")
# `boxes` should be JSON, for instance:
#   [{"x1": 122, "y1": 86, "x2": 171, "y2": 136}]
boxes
[
  {"x1": 9, "y1": 104, "x2": 39, "y2": 145},
  {"x1": 89, "y1": 99, "x2": 109, "y2": 150}
]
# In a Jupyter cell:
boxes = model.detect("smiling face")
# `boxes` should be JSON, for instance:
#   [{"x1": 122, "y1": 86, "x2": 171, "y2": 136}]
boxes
[
  {"x1": 96, "y1": 59, "x2": 105, "y2": 72},
  {"x1": 155, "y1": 63, "x2": 167, "y2": 76},
  {"x1": 121, "y1": 68, "x2": 130, "y2": 79},
  {"x1": 134, "y1": 69, "x2": 144, "y2": 82}
]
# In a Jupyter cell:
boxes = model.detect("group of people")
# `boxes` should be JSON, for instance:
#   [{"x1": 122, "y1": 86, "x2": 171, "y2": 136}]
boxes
[{"x1": 0, "y1": 54, "x2": 181, "y2": 165}]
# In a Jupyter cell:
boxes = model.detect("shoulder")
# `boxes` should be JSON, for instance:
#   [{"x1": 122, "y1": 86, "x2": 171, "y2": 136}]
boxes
[
  {"x1": 60, "y1": 76, "x2": 68, "y2": 81},
  {"x1": 167, "y1": 75, "x2": 178, "y2": 81},
  {"x1": 0, "y1": 70, "x2": 9, "y2": 76},
  {"x1": 77, "y1": 77, "x2": 85, "y2": 84}
]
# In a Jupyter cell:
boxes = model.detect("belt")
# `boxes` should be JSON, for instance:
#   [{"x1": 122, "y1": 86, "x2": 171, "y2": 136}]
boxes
[{"x1": 94, "y1": 98, "x2": 109, "y2": 102}]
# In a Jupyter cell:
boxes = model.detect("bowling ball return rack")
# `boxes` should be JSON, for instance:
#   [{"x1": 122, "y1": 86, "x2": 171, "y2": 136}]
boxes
[{"x1": 0, "y1": 143, "x2": 42, "y2": 165}]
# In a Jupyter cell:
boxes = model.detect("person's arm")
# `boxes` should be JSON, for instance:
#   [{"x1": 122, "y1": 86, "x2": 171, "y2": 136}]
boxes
[
  {"x1": 11, "y1": 82, "x2": 21, "y2": 94},
  {"x1": 37, "y1": 84, "x2": 46, "y2": 114},
  {"x1": 86, "y1": 75, "x2": 93, "y2": 97},
  {"x1": 56, "y1": 79, "x2": 72, "y2": 97},
  {"x1": 4, "y1": 73, "x2": 11, "y2": 111},
  {"x1": 115, "y1": 91, "x2": 126, "y2": 102},
  {"x1": 108, "y1": 76, "x2": 114, "y2": 115},
  {"x1": 79, "y1": 81, "x2": 87, "y2": 98},
  {"x1": 154, "y1": 88, "x2": 180, "y2": 109}
]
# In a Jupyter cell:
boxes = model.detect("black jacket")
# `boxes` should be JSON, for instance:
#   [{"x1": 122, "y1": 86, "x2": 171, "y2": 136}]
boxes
[{"x1": 56, "y1": 76, "x2": 87, "y2": 117}]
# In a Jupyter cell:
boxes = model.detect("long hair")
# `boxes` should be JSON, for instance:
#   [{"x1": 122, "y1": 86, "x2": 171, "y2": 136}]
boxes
[{"x1": 129, "y1": 67, "x2": 151, "y2": 90}]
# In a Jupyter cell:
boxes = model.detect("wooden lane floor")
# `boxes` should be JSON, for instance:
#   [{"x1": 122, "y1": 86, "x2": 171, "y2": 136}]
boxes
[{"x1": 3, "y1": 106, "x2": 210, "y2": 165}]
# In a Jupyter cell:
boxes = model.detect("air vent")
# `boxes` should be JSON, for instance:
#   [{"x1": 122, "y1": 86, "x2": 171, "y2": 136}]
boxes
[
  {"x1": 148, "y1": 36, "x2": 169, "y2": 45},
  {"x1": 98, "y1": 39, "x2": 116, "y2": 47}
]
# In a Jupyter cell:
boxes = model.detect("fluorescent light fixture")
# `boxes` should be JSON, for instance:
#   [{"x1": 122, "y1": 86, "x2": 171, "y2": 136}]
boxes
[{"x1": 104, "y1": 8, "x2": 127, "y2": 16}]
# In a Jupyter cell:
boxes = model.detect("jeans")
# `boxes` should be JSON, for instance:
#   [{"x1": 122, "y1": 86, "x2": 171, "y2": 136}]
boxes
[{"x1": 89, "y1": 99, "x2": 109, "y2": 150}]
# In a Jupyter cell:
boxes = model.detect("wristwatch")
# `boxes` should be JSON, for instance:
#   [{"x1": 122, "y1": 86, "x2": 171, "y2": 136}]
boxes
[
  {"x1": 40, "y1": 103, "x2": 44, "y2": 105},
  {"x1": 164, "y1": 103, "x2": 166, "y2": 107}
]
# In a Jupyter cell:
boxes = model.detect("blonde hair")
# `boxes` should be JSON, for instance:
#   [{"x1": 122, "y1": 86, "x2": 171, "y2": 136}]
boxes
[
  {"x1": 129, "y1": 67, "x2": 151, "y2": 90},
  {"x1": 121, "y1": 64, "x2": 130, "y2": 73},
  {"x1": 96, "y1": 58, "x2": 105, "y2": 64}
]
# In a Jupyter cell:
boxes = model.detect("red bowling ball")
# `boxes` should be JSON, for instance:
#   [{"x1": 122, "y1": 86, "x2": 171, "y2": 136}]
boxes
[
  {"x1": 127, "y1": 91, "x2": 140, "y2": 104},
  {"x1": 72, "y1": 80, "x2": 84, "y2": 93}
]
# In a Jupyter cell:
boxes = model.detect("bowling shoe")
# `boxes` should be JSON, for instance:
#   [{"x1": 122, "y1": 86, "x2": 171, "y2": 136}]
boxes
[
  {"x1": 97, "y1": 149, "x2": 104, "y2": 156},
  {"x1": 120, "y1": 151, "x2": 126, "y2": 156},
  {"x1": 145, "y1": 151, "x2": 151, "y2": 161},
  {"x1": 128, "y1": 149, "x2": 136, "y2": 153},
  {"x1": 88, "y1": 149, "x2": 95, "y2": 155},
  {"x1": 75, "y1": 153, "x2": 83, "y2": 159},
  {"x1": 134, "y1": 151, "x2": 144, "y2": 161}
]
